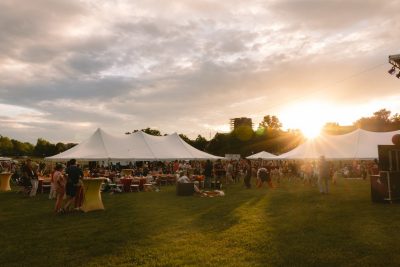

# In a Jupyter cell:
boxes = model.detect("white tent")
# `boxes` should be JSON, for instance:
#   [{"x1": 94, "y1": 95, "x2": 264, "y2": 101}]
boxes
[
  {"x1": 46, "y1": 128, "x2": 222, "y2": 161},
  {"x1": 278, "y1": 129, "x2": 400, "y2": 160},
  {"x1": 246, "y1": 151, "x2": 278, "y2": 160}
]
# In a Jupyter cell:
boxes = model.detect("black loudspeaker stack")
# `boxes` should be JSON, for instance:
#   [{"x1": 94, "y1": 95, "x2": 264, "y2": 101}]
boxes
[{"x1": 371, "y1": 144, "x2": 400, "y2": 203}]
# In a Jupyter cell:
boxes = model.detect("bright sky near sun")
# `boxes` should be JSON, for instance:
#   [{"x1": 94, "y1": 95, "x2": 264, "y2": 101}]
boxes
[{"x1": 0, "y1": 0, "x2": 400, "y2": 142}]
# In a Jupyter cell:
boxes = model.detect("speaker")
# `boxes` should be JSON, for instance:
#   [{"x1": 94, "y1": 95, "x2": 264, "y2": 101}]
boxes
[
  {"x1": 378, "y1": 145, "x2": 400, "y2": 171},
  {"x1": 176, "y1": 182, "x2": 194, "y2": 196},
  {"x1": 371, "y1": 171, "x2": 400, "y2": 202}
]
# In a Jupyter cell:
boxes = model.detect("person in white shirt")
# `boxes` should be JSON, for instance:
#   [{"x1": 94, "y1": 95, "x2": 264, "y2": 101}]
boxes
[
  {"x1": 177, "y1": 174, "x2": 191, "y2": 183},
  {"x1": 177, "y1": 172, "x2": 201, "y2": 193},
  {"x1": 225, "y1": 161, "x2": 234, "y2": 184}
]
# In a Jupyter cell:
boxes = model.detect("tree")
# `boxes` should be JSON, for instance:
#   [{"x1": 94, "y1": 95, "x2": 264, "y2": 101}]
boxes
[
  {"x1": 258, "y1": 115, "x2": 282, "y2": 130},
  {"x1": 373, "y1": 109, "x2": 391, "y2": 123},
  {"x1": 192, "y1": 135, "x2": 209, "y2": 151},
  {"x1": 0, "y1": 136, "x2": 14, "y2": 156},
  {"x1": 65, "y1": 143, "x2": 77, "y2": 150},
  {"x1": 354, "y1": 108, "x2": 398, "y2": 131},
  {"x1": 55, "y1": 142, "x2": 67, "y2": 153},
  {"x1": 33, "y1": 138, "x2": 57, "y2": 157},
  {"x1": 179, "y1": 134, "x2": 192, "y2": 145},
  {"x1": 233, "y1": 125, "x2": 254, "y2": 142},
  {"x1": 133, "y1": 128, "x2": 162, "y2": 136},
  {"x1": 10, "y1": 139, "x2": 34, "y2": 156}
]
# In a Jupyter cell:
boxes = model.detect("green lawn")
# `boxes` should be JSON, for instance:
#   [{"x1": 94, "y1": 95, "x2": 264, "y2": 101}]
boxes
[{"x1": 1, "y1": 178, "x2": 400, "y2": 267}]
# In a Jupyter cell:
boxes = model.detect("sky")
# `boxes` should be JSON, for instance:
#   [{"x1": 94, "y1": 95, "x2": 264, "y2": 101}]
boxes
[{"x1": 0, "y1": 0, "x2": 400, "y2": 143}]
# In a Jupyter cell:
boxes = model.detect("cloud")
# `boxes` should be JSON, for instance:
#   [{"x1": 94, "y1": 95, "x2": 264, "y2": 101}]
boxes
[{"x1": 0, "y1": 0, "x2": 399, "y2": 143}]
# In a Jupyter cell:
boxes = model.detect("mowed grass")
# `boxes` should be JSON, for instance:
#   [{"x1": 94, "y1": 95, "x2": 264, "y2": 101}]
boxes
[{"x1": 1, "y1": 178, "x2": 400, "y2": 267}]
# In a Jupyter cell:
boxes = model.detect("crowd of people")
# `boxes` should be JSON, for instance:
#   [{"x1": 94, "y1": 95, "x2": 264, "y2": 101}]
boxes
[
  {"x1": 15, "y1": 159, "x2": 84, "y2": 213},
  {"x1": 5, "y1": 156, "x2": 380, "y2": 214}
]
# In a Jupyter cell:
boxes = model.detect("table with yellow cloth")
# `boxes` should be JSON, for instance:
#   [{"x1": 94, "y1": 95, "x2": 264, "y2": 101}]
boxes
[
  {"x1": 0, "y1": 172, "x2": 12, "y2": 191},
  {"x1": 81, "y1": 178, "x2": 105, "y2": 212}
]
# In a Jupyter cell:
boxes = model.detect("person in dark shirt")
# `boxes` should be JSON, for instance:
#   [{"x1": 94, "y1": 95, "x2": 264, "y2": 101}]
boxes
[
  {"x1": 204, "y1": 160, "x2": 213, "y2": 188},
  {"x1": 244, "y1": 159, "x2": 252, "y2": 189},
  {"x1": 214, "y1": 160, "x2": 224, "y2": 183},
  {"x1": 21, "y1": 159, "x2": 37, "y2": 195},
  {"x1": 64, "y1": 159, "x2": 83, "y2": 211}
]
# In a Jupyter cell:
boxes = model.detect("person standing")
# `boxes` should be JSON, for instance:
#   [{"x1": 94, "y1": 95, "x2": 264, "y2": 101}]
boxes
[
  {"x1": 318, "y1": 156, "x2": 330, "y2": 194},
  {"x1": 213, "y1": 159, "x2": 224, "y2": 183},
  {"x1": 23, "y1": 159, "x2": 38, "y2": 197},
  {"x1": 304, "y1": 161, "x2": 313, "y2": 185},
  {"x1": 244, "y1": 159, "x2": 252, "y2": 189},
  {"x1": 53, "y1": 164, "x2": 66, "y2": 213},
  {"x1": 49, "y1": 166, "x2": 57, "y2": 200},
  {"x1": 204, "y1": 160, "x2": 213, "y2": 188},
  {"x1": 225, "y1": 161, "x2": 234, "y2": 185},
  {"x1": 64, "y1": 159, "x2": 83, "y2": 211}
]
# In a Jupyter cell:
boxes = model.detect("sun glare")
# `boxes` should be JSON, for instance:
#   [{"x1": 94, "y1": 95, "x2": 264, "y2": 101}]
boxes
[
  {"x1": 279, "y1": 101, "x2": 328, "y2": 139},
  {"x1": 301, "y1": 125, "x2": 322, "y2": 139}
]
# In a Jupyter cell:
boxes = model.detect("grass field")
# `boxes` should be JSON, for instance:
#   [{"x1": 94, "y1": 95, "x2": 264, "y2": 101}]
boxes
[{"x1": 1, "y1": 178, "x2": 400, "y2": 267}]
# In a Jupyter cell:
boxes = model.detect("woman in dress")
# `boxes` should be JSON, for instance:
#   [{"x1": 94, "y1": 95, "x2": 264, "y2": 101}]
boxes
[{"x1": 53, "y1": 164, "x2": 66, "y2": 213}]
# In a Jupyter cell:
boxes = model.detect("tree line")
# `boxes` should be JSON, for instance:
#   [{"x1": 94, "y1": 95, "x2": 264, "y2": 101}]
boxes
[
  {"x1": 1, "y1": 108, "x2": 399, "y2": 158},
  {"x1": 0, "y1": 136, "x2": 76, "y2": 158}
]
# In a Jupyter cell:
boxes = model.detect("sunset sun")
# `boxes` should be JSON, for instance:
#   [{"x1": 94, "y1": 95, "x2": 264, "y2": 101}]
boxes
[
  {"x1": 279, "y1": 101, "x2": 327, "y2": 139},
  {"x1": 300, "y1": 124, "x2": 323, "y2": 139}
]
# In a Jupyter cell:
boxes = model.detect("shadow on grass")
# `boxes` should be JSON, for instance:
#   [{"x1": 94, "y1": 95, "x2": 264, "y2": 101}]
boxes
[
  {"x1": 251, "y1": 179, "x2": 400, "y2": 266},
  {"x1": 3, "y1": 180, "x2": 400, "y2": 266}
]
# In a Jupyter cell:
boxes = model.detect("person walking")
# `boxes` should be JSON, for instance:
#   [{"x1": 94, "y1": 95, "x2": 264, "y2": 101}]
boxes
[{"x1": 318, "y1": 156, "x2": 330, "y2": 194}]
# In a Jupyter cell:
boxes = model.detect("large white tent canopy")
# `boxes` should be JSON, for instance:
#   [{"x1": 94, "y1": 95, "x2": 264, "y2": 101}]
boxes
[
  {"x1": 46, "y1": 128, "x2": 222, "y2": 161},
  {"x1": 246, "y1": 151, "x2": 277, "y2": 160},
  {"x1": 278, "y1": 129, "x2": 400, "y2": 160}
]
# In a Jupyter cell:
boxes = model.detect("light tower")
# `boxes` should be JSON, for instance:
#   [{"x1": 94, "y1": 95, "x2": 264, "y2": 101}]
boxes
[{"x1": 388, "y1": 54, "x2": 400, "y2": 78}]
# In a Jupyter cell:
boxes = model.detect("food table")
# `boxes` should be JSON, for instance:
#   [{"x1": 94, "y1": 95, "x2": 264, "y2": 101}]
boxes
[
  {"x1": 81, "y1": 178, "x2": 105, "y2": 212},
  {"x1": 0, "y1": 172, "x2": 12, "y2": 191}
]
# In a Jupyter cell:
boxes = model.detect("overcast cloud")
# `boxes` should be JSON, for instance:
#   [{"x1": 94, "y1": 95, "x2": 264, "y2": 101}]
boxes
[{"x1": 0, "y1": 0, "x2": 399, "y2": 143}]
